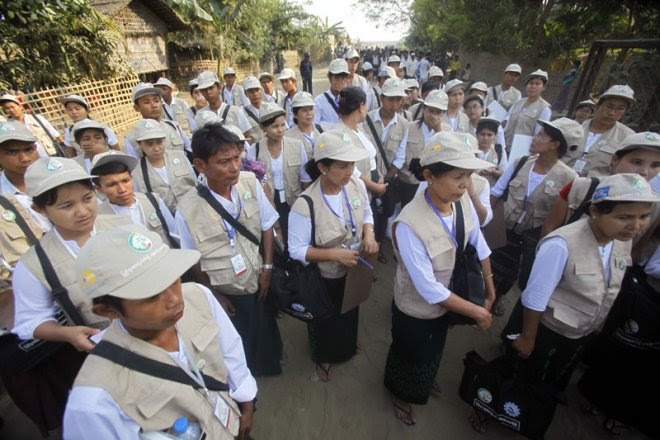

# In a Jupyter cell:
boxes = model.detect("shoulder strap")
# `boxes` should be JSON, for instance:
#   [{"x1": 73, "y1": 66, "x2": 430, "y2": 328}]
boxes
[
  {"x1": 140, "y1": 156, "x2": 153, "y2": 193},
  {"x1": 454, "y1": 199, "x2": 465, "y2": 259},
  {"x1": 243, "y1": 107, "x2": 259, "y2": 124},
  {"x1": 189, "y1": 105, "x2": 197, "y2": 115},
  {"x1": 221, "y1": 104, "x2": 231, "y2": 122},
  {"x1": 373, "y1": 88, "x2": 381, "y2": 108},
  {"x1": 31, "y1": 113, "x2": 65, "y2": 157},
  {"x1": 0, "y1": 196, "x2": 38, "y2": 245},
  {"x1": 501, "y1": 155, "x2": 529, "y2": 202},
  {"x1": 314, "y1": 124, "x2": 324, "y2": 134},
  {"x1": 567, "y1": 177, "x2": 600, "y2": 224},
  {"x1": 91, "y1": 340, "x2": 228, "y2": 392},
  {"x1": 414, "y1": 103, "x2": 423, "y2": 120},
  {"x1": 491, "y1": 86, "x2": 498, "y2": 101},
  {"x1": 195, "y1": 184, "x2": 260, "y2": 247},
  {"x1": 323, "y1": 92, "x2": 340, "y2": 115},
  {"x1": 34, "y1": 242, "x2": 85, "y2": 326},
  {"x1": 301, "y1": 195, "x2": 317, "y2": 247},
  {"x1": 143, "y1": 192, "x2": 179, "y2": 249},
  {"x1": 494, "y1": 144, "x2": 503, "y2": 165},
  {"x1": 365, "y1": 115, "x2": 390, "y2": 171},
  {"x1": 162, "y1": 105, "x2": 174, "y2": 121}
]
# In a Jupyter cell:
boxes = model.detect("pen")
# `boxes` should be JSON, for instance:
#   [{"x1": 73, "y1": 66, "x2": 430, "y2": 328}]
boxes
[{"x1": 341, "y1": 244, "x2": 374, "y2": 269}]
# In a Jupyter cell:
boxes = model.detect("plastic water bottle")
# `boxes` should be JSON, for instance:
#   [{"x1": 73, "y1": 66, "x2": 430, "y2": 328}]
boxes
[{"x1": 170, "y1": 417, "x2": 203, "y2": 440}]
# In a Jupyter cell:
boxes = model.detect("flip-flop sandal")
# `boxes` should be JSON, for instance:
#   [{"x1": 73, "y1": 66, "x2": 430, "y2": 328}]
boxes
[
  {"x1": 314, "y1": 362, "x2": 332, "y2": 382},
  {"x1": 468, "y1": 408, "x2": 488, "y2": 434},
  {"x1": 392, "y1": 399, "x2": 416, "y2": 426}
]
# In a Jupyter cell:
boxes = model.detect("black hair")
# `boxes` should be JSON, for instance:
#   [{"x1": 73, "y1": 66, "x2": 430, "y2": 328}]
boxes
[
  {"x1": 409, "y1": 158, "x2": 456, "y2": 181},
  {"x1": 304, "y1": 158, "x2": 336, "y2": 181},
  {"x1": 92, "y1": 162, "x2": 131, "y2": 185},
  {"x1": 74, "y1": 127, "x2": 107, "y2": 144},
  {"x1": 592, "y1": 200, "x2": 637, "y2": 215},
  {"x1": 260, "y1": 113, "x2": 285, "y2": 128},
  {"x1": 338, "y1": 86, "x2": 366, "y2": 116},
  {"x1": 93, "y1": 295, "x2": 124, "y2": 313},
  {"x1": 575, "y1": 102, "x2": 595, "y2": 112},
  {"x1": 64, "y1": 100, "x2": 89, "y2": 112},
  {"x1": 421, "y1": 81, "x2": 440, "y2": 96},
  {"x1": 614, "y1": 146, "x2": 657, "y2": 158},
  {"x1": 476, "y1": 118, "x2": 500, "y2": 134},
  {"x1": 191, "y1": 122, "x2": 241, "y2": 162},
  {"x1": 328, "y1": 72, "x2": 350, "y2": 80},
  {"x1": 542, "y1": 124, "x2": 568, "y2": 158},
  {"x1": 32, "y1": 179, "x2": 95, "y2": 208},
  {"x1": 463, "y1": 94, "x2": 484, "y2": 109}
]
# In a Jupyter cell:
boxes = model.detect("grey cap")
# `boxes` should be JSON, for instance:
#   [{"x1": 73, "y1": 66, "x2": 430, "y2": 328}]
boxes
[
  {"x1": 196, "y1": 71, "x2": 220, "y2": 90},
  {"x1": 616, "y1": 131, "x2": 660, "y2": 155},
  {"x1": 292, "y1": 92, "x2": 315, "y2": 108},
  {"x1": 444, "y1": 79, "x2": 467, "y2": 94},
  {"x1": 223, "y1": 67, "x2": 236, "y2": 76},
  {"x1": 469, "y1": 81, "x2": 488, "y2": 93},
  {"x1": 25, "y1": 157, "x2": 94, "y2": 197},
  {"x1": 154, "y1": 77, "x2": 175, "y2": 89},
  {"x1": 242, "y1": 75, "x2": 262, "y2": 91},
  {"x1": 525, "y1": 69, "x2": 549, "y2": 84},
  {"x1": 259, "y1": 72, "x2": 274, "y2": 81},
  {"x1": 344, "y1": 49, "x2": 360, "y2": 60},
  {"x1": 0, "y1": 121, "x2": 36, "y2": 145},
  {"x1": 278, "y1": 68, "x2": 296, "y2": 80},
  {"x1": 194, "y1": 110, "x2": 222, "y2": 128},
  {"x1": 90, "y1": 150, "x2": 138, "y2": 174},
  {"x1": 538, "y1": 117, "x2": 584, "y2": 150},
  {"x1": 591, "y1": 173, "x2": 659, "y2": 204},
  {"x1": 225, "y1": 125, "x2": 247, "y2": 142},
  {"x1": 188, "y1": 78, "x2": 199, "y2": 90},
  {"x1": 505, "y1": 63, "x2": 522, "y2": 74},
  {"x1": 381, "y1": 78, "x2": 407, "y2": 98},
  {"x1": 62, "y1": 94, "x2": 89, "y2": 108},
  {"x1": 387, "y1": 55, "x2": 401, "y2": 64},
  {"x1": 423, "y1": 90, "x2": 449, "y2": 111},
  {"x1": 428, "y1": 66, "x2": 444, "y2": 78},
  {"x1": 599, "y1": 84, "x2": 635, "y2": 105},
  {"x1": 72, "y1": 118, "x2": 108, "y2": 141},
  {"x1": 132, "y1": 83, "x2": 162, "y2": 103},
  {"x1": 76, "y1": 224, "x2": 200, "y2": 300},
  {"x1": 134, "y1": 119, "x2": 166, "y2": 141},
  {"x1": 328, "y1": 59, "x2": 350, "y2": 75},
  {"x1": 0, "y1": 94, "x2": 21, "y2": 106},
  {"x1": 258, "y1": 102, "x2": 285, "y2": 123},
  {"x1": 314, "y1": 129, "x2": 369, "y2": 162},
  {"x1": 421, "y1": 132, "x2": 493, "y2": 168}
]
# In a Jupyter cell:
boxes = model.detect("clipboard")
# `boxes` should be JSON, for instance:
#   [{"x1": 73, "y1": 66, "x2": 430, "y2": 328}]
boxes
[
  {"x1": 486, "y1": 100, "x2": 507, "y2": 122},
  {"x1": 509, "y1": 134, "x2": 533, "y2": 163},
  {"x1": 341, "y1": 255, "x2": 375, "y2": 313}
]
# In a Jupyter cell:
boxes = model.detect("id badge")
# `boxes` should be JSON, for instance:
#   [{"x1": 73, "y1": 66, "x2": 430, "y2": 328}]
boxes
[
  {"x1": 214, "y1": 394, "x2": 231, "y2": 428},
  {"x1": 230, "y1": 253, "x2": 247, "y2": 276},
  {"x1": 516, "y1": 210, "x2": 527, "y2": 224},
  {"x1": 278, "y1": 189, "x2": 286, "y2": 203},
  {"x1": 573, "y1": 159, "x2": 587, "y2": 173}
]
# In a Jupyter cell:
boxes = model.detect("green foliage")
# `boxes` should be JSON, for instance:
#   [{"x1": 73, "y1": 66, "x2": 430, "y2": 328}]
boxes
[{"x1": 0, "y1": 0, "x2": 131, "y2": 90}]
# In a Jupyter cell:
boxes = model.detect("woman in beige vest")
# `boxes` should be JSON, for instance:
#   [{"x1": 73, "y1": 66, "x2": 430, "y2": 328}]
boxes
[
  {"x1": 489, "y1": 118, "x2": 579, "y2": 316},
  {"x1": 475, "y1": 117, "x2": 508, "y2": 186},
  {"x1": 71, "y1": 118, "x2": 111, "y2": 173},
  {"x1": 442, "y1": 79, "x2": 470, "y2": 133},
  {"x1": 286, "y1": 92, "x2": 323, "y2": 157},
  {"x1": 384, "y1": 131, "x2": 494, "y2": 425},
  {"x1": 476, "y1": 174, "x2": 658, "y2": 436},
  {"x1": 61, "y1": 94, "x2": 120, "y2": 156},
  {"x1": 248, "y1": 102, "x2": 311, "y2": 240},
  {"x1": 502, "y1": 69, "x2": 552, "y2": 148},
  {"x1": 132, "y1": 119, "x2": 196, "y2": 213},
  {"x1": 288, "y1": 131, "x2": 378, "y2": 383}
]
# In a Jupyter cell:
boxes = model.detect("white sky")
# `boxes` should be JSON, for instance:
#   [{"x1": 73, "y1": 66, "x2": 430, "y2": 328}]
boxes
[{"x1": 297, "y1": 0, "x2": 407, "y2": 43}]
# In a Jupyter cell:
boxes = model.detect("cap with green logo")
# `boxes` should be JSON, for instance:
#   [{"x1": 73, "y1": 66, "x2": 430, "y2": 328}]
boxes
[
  {"x1": 420, "y1": 131, "x2": 493, "y2": 169},
  {"x1": 591, "y1": 173, "x2": 659, "y2": 204},
  {"x1": 134, "y1": 119, "x2": 166, "y2": 142},
  {"x1": 90, "y1": 151, "x2": 138, "y2": 174},
  {"x1": 616, "y1": 131, "x2": 660, "y2": 155},
  {"x1": 25, "y1": 157, "x2": 94, "y2": 197},
  {"x1": 0, "y1": 121, "x2": 36, "y2": 145},
  {"x1": 313, "y1": 129, "x2": 369, "y2": 162}
]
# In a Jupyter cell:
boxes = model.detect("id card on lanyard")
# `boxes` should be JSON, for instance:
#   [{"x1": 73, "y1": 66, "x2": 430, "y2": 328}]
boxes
[
  {"x1": 321, "y1": 182, "x2": 359, "y2": 248},
  {"x1": 220, "y1": 189, "x2": 247, "y2": 276}
]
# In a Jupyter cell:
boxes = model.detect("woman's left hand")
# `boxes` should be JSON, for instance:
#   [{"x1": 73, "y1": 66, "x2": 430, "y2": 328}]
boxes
[{"x1": 361, "y1": 237, "x2": 379, "y2": 257}]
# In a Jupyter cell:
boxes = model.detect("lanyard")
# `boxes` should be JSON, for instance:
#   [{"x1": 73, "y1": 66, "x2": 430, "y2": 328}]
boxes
[
  {"x1": 302, "y1": 132, "x2": 314, "y2": 150},
  {"x1": 172, "y1": 331, "x2": 208, "y2": 395},
  {"x1": 320, "y1": 182, "x2": 356, "y2": 237},
  {"x1": 219, "y1": 187, "x2": 243, "y2": 247},
  {"x1": 424, "y1": 190, "x2": 457, "y2": 248}
]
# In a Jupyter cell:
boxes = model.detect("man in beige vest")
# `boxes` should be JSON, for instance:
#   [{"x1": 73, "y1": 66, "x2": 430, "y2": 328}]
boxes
[
  {"x1": 241, "y1": 75, "x2": 266, "y2": 143},
  {"x1": 345, "y1": 49, "x2": 373, "y2": 109},
  {"x1": 196, "y1": 71, "x2": 252, "y2": 138},
  {"x1": 123, "y1": 83, "x2": 191, "y2": 159},
  {"x1": 259, "y1": 72, "x2": 286, "y2": 103},
  {"x1": 485, "y1": 63, "x2": 522, "y2": 111},
  {"x1": 63, "y1": 225, "x2": 257, "y2": 439},
  {"x1": 222, "y1": 67, "x2": 249, "y2": 107},
  {"x1": 154, "y1": 77, "x2": 194, "y2": 138},
  {"x1": 175, "y1": 122, "x2": 283, "y2": 377},
  {"x1": 278, "y1": 68, "x2": 299, "y2": 126}
]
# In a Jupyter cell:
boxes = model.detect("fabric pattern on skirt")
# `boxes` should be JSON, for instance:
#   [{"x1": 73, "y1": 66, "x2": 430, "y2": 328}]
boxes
[
  {"x1": 384, "y1": 301, "x2": 450, "y2": 405},
  {"x1": 227, "y1": 293, "x2": 283, "y2": 376},
  {"x1": 307, "y1": 276, "x2": 359, "y2": 363}
]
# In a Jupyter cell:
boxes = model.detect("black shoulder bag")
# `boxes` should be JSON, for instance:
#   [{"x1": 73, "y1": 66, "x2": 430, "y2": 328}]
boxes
[
  {"x1": 323, "y1": 92, "x2": 340, "y2": 116},
  {"x1": 314, "y1": 124, "x2": 324, "y2": 134},
  {"x1": 31, "y1": 113, "x2": 66, "y2": 157},
  {"x1": 566, "y1": 177, "x2": 599, "y2": 224},
  {"x1": 140, "y1": 156, "x2": 154, "y2": 194},
  {"x1": 365, "y1": 115, "x2": 400, "y2": 216},
  {"x1": 447, "y1": 200, "x2": 486, "y2": 325},
  {"x1": 243, "y1": 107, "x2": 259, "y2": 124},
  {"x1": 221, "y1": 104, "x2": 232, "y2": 123}
]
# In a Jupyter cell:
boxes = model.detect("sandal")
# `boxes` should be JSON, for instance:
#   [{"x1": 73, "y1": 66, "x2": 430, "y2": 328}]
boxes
[
  {"x1": 493, "y1": 303, "x2": 506, "y2": 317},
  {"x1": 392, "y1": 398, "x2": 416, "y2": 426},
  {"x1": 603, "y1": 418, "x2": 629, "y2": 435},
  {"x1": 430, "y1": 381, "x2": 442, "y2": 397},
  {"x1": 314, "y1": 362, "x2": 332, "y2": 382},
  {"x1": 468, "y1": 408, "x2": 488, "y2": 434}
]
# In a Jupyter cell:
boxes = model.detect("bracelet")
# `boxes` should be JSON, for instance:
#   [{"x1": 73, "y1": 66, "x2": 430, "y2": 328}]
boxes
[
  {"x1": 261, "y1": 264, "x2": 273, "y2": 270},
  {"x1": 484, "y1": 273, "x2": 494, "y2": 279}
]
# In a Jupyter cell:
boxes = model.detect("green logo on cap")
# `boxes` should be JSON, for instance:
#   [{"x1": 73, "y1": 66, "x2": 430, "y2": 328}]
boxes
[
  {"x1": 128, "y1": 232, "x2": 153, "y2": 253},
  {"x1": 46, "y1": 159, "x2": 63, "y2": 171},
  {"x1": 646, "y1": 132, "x2": 658, "y2": 141},
  {"x1": 632, "y1": 177, "x2": 646, "y2": 192},
  {"x1": 0, "y1": 124, "x2": 15, "y2": 132}
]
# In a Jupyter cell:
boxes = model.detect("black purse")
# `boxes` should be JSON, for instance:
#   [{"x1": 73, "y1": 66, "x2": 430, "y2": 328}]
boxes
[
  {"x1": 447, "y1": 200, "x2": 486, "y2": 325},
  {"x1": 365, "y1": 115, "x2": 400, "y2": 217}
]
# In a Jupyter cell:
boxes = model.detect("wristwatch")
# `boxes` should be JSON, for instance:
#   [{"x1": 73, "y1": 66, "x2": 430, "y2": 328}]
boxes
[{"x1": 261, "y1": 264, "x2": 274, "y2": 270}]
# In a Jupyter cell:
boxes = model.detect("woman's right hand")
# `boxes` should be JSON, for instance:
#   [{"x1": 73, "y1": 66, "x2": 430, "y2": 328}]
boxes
[
  {"x1": 373, "y1": 182, "x2": 388, "y2": 198},
  {"x1": 66, "y1": 326, "x2": 100, "y2": 352},
  {"x1": 472, "y1": 307, "x2": 492, "y2": 331},
  {"x1": 334, "y1": 248, "x2": 359, "y2": 267}
]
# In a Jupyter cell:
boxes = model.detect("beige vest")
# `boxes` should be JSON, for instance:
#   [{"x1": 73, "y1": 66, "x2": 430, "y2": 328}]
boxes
[
  {"x1": 125, "y1": 120, "x2": 184, "y2": 156},
  {"x1": 393, "y1": 192, "x2": 474, "y2": 319},
  {"x1": 202, "y1": 103, "x2": 246, "y2": 131},
  {"x1": 399, "y1": 121, "x2": 426, "y2": 184},
  {"x1": 503, "y1": 97, "x2": 551, "y2": 147},
  {"x1": 19, "y1": 215, "x2": 129, "y2": 327},
  {"x1": 255, "y1": 137, "x2": 303, "y2": 207},
  {"x1": 0, "y1": 195, "x2": 44, "y2": 285},
  {"x1": 442, "y1": 110, "x2": 470, "y2": 133},
  {"x1": 242, "y1": 106, "x2": 264, "y2": 143},
  {"x1": 561, "y1": 119, "x2": 634, "y2": 178},
  {"x1": 409, "y1": 102, "x2": 423, "y2": 121},
  {"x1": 134, "y1": 150, "x2": 196, "y2": 213},
  {"x1": 541, "y1": 219, "x2": 631, "y2": 339},
  {"x1": 177, "y1": 173, "x2": 262, "y2": 294},
  {"x1": 98, "y1": 192, "x2": 169, "y2": 244},
  {"x1": 503, "y1": 156, "x2": 576, "y2": 231},
  {"x1": 364, "y1": 110, "x2": 407, "y2": 176},
  {"x1": 223, "y1": 84, "x2": 245, "y2": 107},
  {"x1": 336, "y1": 121, "x2": 373, "y2": 179},
  {"x1": 162, "y1": 97, "x2": 192, "y2": 138},
  {"x1": 74, "y1": 283, "x2": 239, "y2": 439},
  {"x1": 290, "y1": 177, "x2": 367, "y2": 279},
  {"x1": 18, "y1": 114, "x2": 58, "y2": 156},
  {"x1": 286, "y1": 125, "x2": 321, "y2": 157},
  {"x1": 471, "y1": 173, "x2": 488, "y2": 197},
  {"x1": 565, "y1": 176, "x2": 595, "y2": 222},
  {"x1": 487, "y1": 85, "x2": 521, "y2": 111}
]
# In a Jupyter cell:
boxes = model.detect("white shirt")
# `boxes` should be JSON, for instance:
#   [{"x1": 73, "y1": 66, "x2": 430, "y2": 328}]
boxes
[
  {"x1": 107, "y1": 196, "x2": 178, "y2": 239},
  {"x1": 491, "y1": 158, "x2": 545, "y2": 198},
  {"x1": 354, "y1": 130, "x2": 378, "y2": 172},
  {"x1": 522, "y1": 236, "x2": 613, "y2": 311},
  {"x1": 288, "y1": 179, "x2": 373, "y2": 264},
  {"x1": 246, "y1": 141, "x2": 311, "y2": 190},
  {"x1": 416, "y1": 180, "x2": 493, "y2": 226},
  {"x1": 64, "y1": 125, "x2": 119, "y2": 148},
  {"x1": 470, "y1": 124, "x2": 507, "y2": 160},
  {"x1": 62, "y1": 285, "x2": 257, "y2": 440},
  {"x1": 12, "y1": 227, "x2": 94, "y2": 339},
  {"x1": 584, "y1": 131, "x2": 600, "y2": 154},
  {"x1": 313, "y1": 90, "x2": 340, "y2": 129},
  {"x1": 419, "y1": 58, "x2": 430, "y2": 79},
  {"x1": 175, "y1": 182, "x2": 278, "y2": 251},
  {"x1": 395, "y1": 203, "x2": 491, "y2": 305},
  {"x1": 369, "y1": 110, "x2": 408, "y2": 170},
  {"x1": 0, "y1": 172, "x2": 51, "y2": 232}
]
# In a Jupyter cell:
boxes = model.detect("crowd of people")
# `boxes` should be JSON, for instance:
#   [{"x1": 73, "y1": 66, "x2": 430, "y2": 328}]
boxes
[{"x1": 0, "y1": 45, "x2": 658, "y2": 440}]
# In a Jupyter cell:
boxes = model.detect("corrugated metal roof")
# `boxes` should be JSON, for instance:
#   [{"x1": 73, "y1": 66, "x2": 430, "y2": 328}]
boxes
[{"x1": 91, "y1": 0, "x2": 188, "y2": 30}]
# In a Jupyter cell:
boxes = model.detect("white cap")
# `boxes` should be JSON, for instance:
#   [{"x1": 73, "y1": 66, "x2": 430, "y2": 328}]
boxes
[
  {"x1": 188, "y1": 78, "x2": 199, "y2": 90},
  {"x1": 259, "y1": 72, "x2": 274, "y2": 81},
  {"x1": 328, "y1": 58, "x2": 350, "y2": 75},
  {"x1": 242, "y1": 75, "x2": 262, "y2": 91},
  {"x1": 469, "y1": 81, "x2": 488, "y2": 93},
  {"x1": 387, "y1": 55, "x2": 401, "y2": 64},
  {"x1": 362, "y1": 61, "x2": 373, "y2": 71},
  {"x1": 599, "y1": 85, "x2": 635, "y2": 105},
  {"x1": 292, "y1": 92, "x2": 315, "y2": 108},
  {"x1": 196, "y1": 71, "x2": 220, "y2": 90},
  {"x1": 538, "y1": 117, "x2": 584, "y2": 151},
  {"x1": 421, "y1": 132, "x2": 493, "y2": 168},
  {"x1": 505, "y1": 64, "x2": 522, "y2": 74},
  {"x1": 25, "y1": 158, "x2": 94, "y2": 197},
  {"x1": 61, "y1": 94, "x2": 89, "y2": 108},
  {"x1": 525, "y1": 69, "x2": 549, "y2": 84},
  {"x1": 591, "y1": 173, "x2": 659, "y2": 204},
  {"x1": 194, "y1": 110, "x2": 222, "y2": 128},
  {"x1": 223, "y1": 67, "x2": 236, "y2": 76},
  {"x1": 90, "y1": 151, "x2": 138, "y2": 174},
  {"x1": 381, "y1": 78, "x2": 407, "y2": 97},
  {"x1": 154, "y1": 77, "x2": 175, "y2": 89},
  {"x1": 428, "y1": 66, "x2": 444, "y2": 78},
  {"x1": 444, "y1": 79, "x2": 467, "y2": 94},
  {"x1": 131, "y1": 83, "x2": 162, "y2": 103},
  {"x1": 423, "y1": 90, "x2": 448, "y2": 111},
  {"x1": 258, "y1": 102, "x2": 285, "y2": 123},
  {"x1": 0, "y1": 94, "x2": 21, "y2": 106},
  {"x1": 314, "y1": 130, "x2": 369, "y2": 162},
  {"x1": 404, "y1": 79, "x2": 420, "y2": 90},
  {"x1": 278, "y1": 68, "x2": 296, "y2": 80},
  {"x1": 344, "y1": 49, "x2": 360, "y2": 60}
]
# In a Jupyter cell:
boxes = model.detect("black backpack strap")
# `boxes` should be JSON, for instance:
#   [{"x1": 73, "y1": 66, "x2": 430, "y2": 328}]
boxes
[
  {"x1": 196, "y1": 184, "x2": 260, "y2": 247},
  {"x1": 143, "y1": 192, "x2": 179, "y2": 249},
  {"x1": 414, "y1": 103, "x2": 423, "y2": 120},
  {"x1": 454, "y1": 200, "x2": 466, "y2": 259},
  {"x1": 0, "y1": 196, "x2": 38, "y2": 245},
  {"x1": 314, "y1": 124, "x2": 324, "y2": 134},
  {"x1": 221, "y1": 104, "x2": 232, "y2": 123},
  {"x1": 501, "y1": 155, "x2": 529, "y2": 202},
  {"x1": 374, "y1": 88, "x2": 381, "y2": 108},
  {"x1": 491, "y1": 86, "x2": 498, "y2": 102},
  {"x1": 162, "y1": 105, "x2": 174, "y2": 121},
  {"x1": 301, "y1": 195, "x2": 317, "y2": 247},
  {"x1": 91, "y1": 340, "x2": 229, "y2": 392},
  {"x1": 31, "y1": 113, "x2": 65, "y2": 157},
  {"x1": 365, "y1": 115, "x2": 390, "y2": 171},
  {"x1": 243, "y1": 107, "x2": 259, "y2": 124},
  {"x1": 189, "y1": 106, "x2": 197, "y2": 116},
  {"x1": 567, "y1": 177, "x2": 600, "y2": 224},
  {"x1": 323, "y1": 92, "x2": 340, "y2": 115},
  {"x1": 494, "y1": 144, "x2": 503, "y2": 165},
  {"x1": 34, "y1": 243, "x2": 85, "y2": 326},
  {"x1": 140, "y1": 156, "x2": 153, "y2": 193}
]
